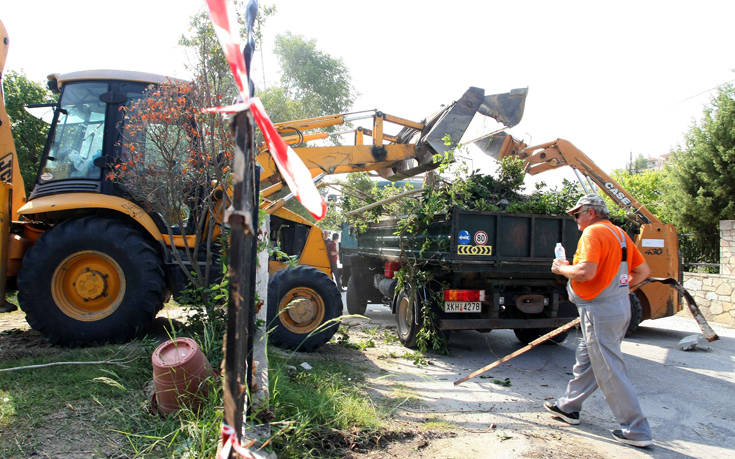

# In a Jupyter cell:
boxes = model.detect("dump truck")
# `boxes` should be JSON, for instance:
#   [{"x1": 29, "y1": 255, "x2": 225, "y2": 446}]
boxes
[
  {"x1": 342, "y1": 136, "x2": 681, "y2": 347},
  {"x1": 1, "y1": 18, "x2": 527, "y2": 349},
  {"x1": 342, "y1": 210, "x2": 582, "y2": 346}
]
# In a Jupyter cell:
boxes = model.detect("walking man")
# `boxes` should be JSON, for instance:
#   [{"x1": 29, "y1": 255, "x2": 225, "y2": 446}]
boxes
[
  {"x1": 325, "y1": 232, "x2": 342, "y2": 290},
  {"x1": 545, "y1": 194, "x2": 653, "y2": 448}
]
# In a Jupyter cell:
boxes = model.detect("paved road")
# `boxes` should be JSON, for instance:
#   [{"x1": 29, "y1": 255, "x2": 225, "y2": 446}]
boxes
[{"x1": 343, "y1": 299, "x2": 735, "y2": 458}]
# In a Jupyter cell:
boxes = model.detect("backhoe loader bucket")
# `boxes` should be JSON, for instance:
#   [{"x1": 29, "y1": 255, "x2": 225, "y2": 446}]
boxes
[
  {"x1": 478, "y1": 87, "x2": 528, "y2": 128},
  {"x1": 470, "y1": 131, "x2": 527, "y2": 161},
  {"x1": 380, "y1": 87, "x2": 527, "y2": 180}
]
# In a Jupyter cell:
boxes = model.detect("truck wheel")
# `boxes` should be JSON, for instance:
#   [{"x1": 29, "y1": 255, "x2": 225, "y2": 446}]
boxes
[
  {"x1": 268, "y1": 265, "x2": 342, "y2": 352},
  {"x1": 17, "y1": 217, "x2": 165, "y2": 345},
  {"x1": 395, "y1": 288, "x2": 419, "y2": 348},
  {"x1": 513, "y1": 326, "x2": 569, "y2": 345},
  {"x1": 346, "y1": 275, "x2": 367, "y2": 315},
  {"x1": 625, "y1": 293, "x2": 643, "y2": 337}
]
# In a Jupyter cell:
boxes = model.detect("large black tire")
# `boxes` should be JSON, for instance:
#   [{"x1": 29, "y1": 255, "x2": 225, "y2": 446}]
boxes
[
  {"x1": 395, "y1": 288, "x2": 420, "y2": 349},
  {"x1": 267, "y1": 265, "x2": 342, "y2": 352},
  {"x1": 17, "y1": 217, "x2": 166, "y2": 346},
  {"x1": 346, "y1": 275, "x2": 367, "y2": 315},
  {"x1": 625, "y1": 293, "x2": 644, "y2": 337}
]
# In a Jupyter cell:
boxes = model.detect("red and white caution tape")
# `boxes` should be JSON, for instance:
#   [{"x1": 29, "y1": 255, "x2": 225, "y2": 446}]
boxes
[
  {"x1": 218, "y1": 423, "x2": 270, "y2": 459},
  {"x1": 203, "y1": 0, "x2": 327, "y2": 220}
]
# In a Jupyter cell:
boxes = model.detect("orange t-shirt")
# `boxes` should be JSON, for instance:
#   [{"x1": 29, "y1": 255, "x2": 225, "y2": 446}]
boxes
[{"x1": 570, "y1": 221, "x2": 645, "y2": 301}]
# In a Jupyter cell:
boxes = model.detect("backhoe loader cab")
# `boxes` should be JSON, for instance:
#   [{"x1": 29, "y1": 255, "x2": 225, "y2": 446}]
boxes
[
  {"x1": 0, "y1": 70, "x2": 197, "y2": 345},
  {"x1": 32, "y1": 71, "x2": 170, "y2": 198}
]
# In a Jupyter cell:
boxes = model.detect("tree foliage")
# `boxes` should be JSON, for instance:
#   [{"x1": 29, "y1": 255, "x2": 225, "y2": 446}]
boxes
[
  {"x1": 113, "y1": 81, "x2": 233, "y2": 304},
  {"x1": 268, "y1": 32, "x2": 354, "y2": 121},
  {"x1": 3, "y1": 70, "x2": 55, "y2": 193},
  {"x1": 259, "y1": 32, "x2": 356, "y2": 221},
  {"x1": 601, "y1": 168, "x2": 669, "y2": 223},
  {"x1": 665, "y1": 83, "x2": 735, "y2": 263},
  {"x1": 625, "y1": 153, "x2": 649, "y2": 174}
]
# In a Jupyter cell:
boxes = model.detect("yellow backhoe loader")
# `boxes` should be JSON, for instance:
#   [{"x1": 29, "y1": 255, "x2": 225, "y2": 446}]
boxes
[{"x1": 1, "y1": 18, "x2": 526, "y2": 349}]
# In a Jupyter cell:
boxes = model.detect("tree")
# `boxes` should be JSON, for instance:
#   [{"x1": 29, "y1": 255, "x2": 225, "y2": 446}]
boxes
[
  {"x1": 3, "y1": 70, "x2": 55, "y2": 193},
  {"x1": 625, "y1": 153, "x2": 649, "y2": 174},
  {"x1": 113, "y1": 81, "x2": 233, "y2": 307},
  {"x1": 267, "y1": 32, "x2": 354, "y2": 121},
  {"x1": 259, "y1": 32, "x2": 356, "y2": 222},
  {"x1": 666, "y1": 83, "x2": 735, "y2": 263},
  {"x1": 178, "y1": 3, "x2": 275, "y2": 106},
  {"x1": 259, "y1": 32, "x2": 354, "y2": 124},
  {"x1": 602, "y1": 168, "x2": 669, "y2": 223}
]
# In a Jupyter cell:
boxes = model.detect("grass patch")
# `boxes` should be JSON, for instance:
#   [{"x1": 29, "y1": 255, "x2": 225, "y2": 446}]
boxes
[
  {"x1": 1, "y1": 309, "x2": 395, "y2": 458},
  {"x1": 387, "y1": 384, "x2": 425, "y2": 410},
  {"x1": 0, "y1": 335, "x2": 224, "y2": 458},
  {"x1": 420, "y1": 417, "x2": 457, "y2": 431},
  {"x1": 381, "y1": 329, "x2": 399, "y2": 344},
  {"x1": 377, "y1": 351, "x2": 400, "y2": 360},
  {"x1": 331, "y1": 326, "x2": 376, "y2": 351},
  {"x1": 266, "y1": 353, "x2": 388, "y2": 457},
  {"x1": 402, "y1": 351, "x2": 429, "y2": 366}
]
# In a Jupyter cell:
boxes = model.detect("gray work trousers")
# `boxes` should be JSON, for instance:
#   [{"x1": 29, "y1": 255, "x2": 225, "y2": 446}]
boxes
[{"x1": 556, "y1": 298, "x2": 652, "y2": 441}]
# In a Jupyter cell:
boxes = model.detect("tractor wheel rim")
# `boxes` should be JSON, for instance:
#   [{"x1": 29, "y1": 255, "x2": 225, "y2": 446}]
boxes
[
  {"x1": 278, "y1": 287, "x2": 325, "y2": 334},
  {"x1": 52, "y1": 250, "x2": 126, "y2": 322},
  {"x1": 398, "y1": 296, "x2": 412, "y2": 339}
]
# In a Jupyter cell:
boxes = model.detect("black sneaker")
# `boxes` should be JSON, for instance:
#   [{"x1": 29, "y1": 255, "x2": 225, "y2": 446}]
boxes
[
  {"x1": 544, "y1": 401, "x2": 580, "y2": 425},
  {"x1": 611, "y1": 429, "x2": 652, "y2": 448}
]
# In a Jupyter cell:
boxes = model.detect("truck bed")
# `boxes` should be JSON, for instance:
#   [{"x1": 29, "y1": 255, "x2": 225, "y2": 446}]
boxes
[{"x1": 346, "y1": 208, "x2": 579, "y2": 274}]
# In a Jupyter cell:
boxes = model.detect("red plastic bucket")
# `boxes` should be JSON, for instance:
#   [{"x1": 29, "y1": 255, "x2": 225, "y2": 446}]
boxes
[{"x1": 151, "y1": 337, "x2": 214, "y2": 415}]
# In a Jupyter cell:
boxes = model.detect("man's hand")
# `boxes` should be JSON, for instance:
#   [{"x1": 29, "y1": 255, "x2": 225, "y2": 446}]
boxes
[
  {"x1": 552, "y1": 258, "x2": 570, "y2": 274},
  {"x1": 629, "y1": 261, "x2": 651, "y2": 289}
]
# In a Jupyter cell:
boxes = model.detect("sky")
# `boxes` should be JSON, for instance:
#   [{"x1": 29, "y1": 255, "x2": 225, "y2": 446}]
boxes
[{"x1": 3, "y1": 0, "x2": 734, "y2": 186}]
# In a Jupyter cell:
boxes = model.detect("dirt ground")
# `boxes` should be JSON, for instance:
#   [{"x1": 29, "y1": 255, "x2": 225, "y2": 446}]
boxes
[
  {"x1": 3, "y1": 301, "x2": 735, "y2": 458},
  {"x1": 321, "y1": 300, "x2": 735, "y2": 459}
]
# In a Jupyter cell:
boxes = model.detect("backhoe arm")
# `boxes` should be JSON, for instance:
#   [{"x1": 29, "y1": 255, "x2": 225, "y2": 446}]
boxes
[
  {"x1": 521, "y1": 139, "x2": 659, "y2": 225},
  {"x1": 473, "y1": 133, "x2": 681, "y2": 322},
  {"x1": 0, "y1": 20, "x2": 27, "y2": 219},
  {"x1": 476, "y1": 135, "x2": 659, "y2": 225}
]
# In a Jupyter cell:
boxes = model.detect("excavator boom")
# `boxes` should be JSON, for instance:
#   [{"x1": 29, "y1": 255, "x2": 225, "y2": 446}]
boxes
[
  {"x1": 472, "y1": 132, "x2": 681, "y2": 322},
  {"x1": 0, "y1": 20, "x2": 27, "y2": 219}
]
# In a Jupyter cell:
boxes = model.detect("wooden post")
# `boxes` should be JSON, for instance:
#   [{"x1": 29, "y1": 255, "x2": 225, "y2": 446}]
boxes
[
  {"x1": 223, "y1": 109, "x2": 259, "y2": 448},
  {"x1": 252, "y1": 213, "x2": 270, "y2": 408}
]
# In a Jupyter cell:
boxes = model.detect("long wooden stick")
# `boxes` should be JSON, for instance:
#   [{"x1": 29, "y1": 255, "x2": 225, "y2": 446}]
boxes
[
  {"x1": 343, "y1": 188, "x2": 423, "y2": 217},
  {"x1": 454, "y1": 317, "x2": 580, "y2": 386}
]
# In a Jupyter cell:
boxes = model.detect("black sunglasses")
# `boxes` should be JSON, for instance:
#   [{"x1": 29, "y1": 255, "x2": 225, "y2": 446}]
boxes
[{"x1": 573, "y1": 208, "x2": 587, "y2": 219}]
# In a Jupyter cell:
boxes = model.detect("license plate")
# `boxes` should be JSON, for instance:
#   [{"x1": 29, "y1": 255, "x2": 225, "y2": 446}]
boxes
[{"x1": 444, "y1": 301, "x2": 481, "y2": 313}]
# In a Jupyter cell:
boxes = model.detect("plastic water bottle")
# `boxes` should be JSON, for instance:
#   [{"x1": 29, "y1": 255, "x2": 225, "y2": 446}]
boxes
[{"x1": 554, "y1": 243, "x2": 566, "y2": 261}]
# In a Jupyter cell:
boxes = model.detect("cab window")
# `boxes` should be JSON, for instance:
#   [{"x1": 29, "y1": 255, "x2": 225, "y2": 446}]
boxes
[{"x1": 41, "y1": 82, "x2": 107, "y2": 181}]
